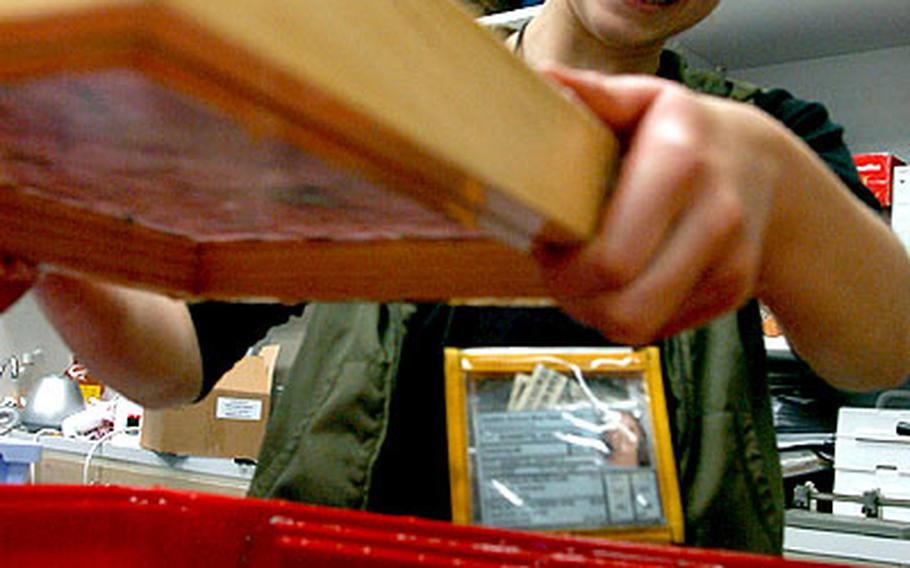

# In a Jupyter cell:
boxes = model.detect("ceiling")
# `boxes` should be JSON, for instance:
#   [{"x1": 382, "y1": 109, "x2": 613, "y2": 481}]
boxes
[{"x1": 674, "y1": 0, "x2": 910, "y2": 70}]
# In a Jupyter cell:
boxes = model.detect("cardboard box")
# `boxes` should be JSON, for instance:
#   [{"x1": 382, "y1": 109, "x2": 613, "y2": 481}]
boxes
[
  {"x1": 853, "y1": 153, "x2": 907, "y2": 208},
  {"x1": 140, "y1": 346, "x2": 278, "y2": 460}
]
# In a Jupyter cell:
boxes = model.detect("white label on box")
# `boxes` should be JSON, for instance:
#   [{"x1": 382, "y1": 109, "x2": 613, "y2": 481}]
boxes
[{"x1": 215, "y1": 397, "x2": 263, "y2": 421}]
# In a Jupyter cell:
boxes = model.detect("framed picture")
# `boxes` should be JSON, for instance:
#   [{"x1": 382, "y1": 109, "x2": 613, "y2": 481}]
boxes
[{"x1": 445, "y1": 346, "x2": 683, "y2": 543}]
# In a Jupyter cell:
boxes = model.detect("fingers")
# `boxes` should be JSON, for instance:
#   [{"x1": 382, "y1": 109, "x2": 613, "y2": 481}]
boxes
[
  {"x1": 539, "y1": 185, "x2": 750, "y2": 344},
  {"x1": 0, "y1": 256, "x2": 39, "y2": 312},
  {"x1": 591, "y1": 88, "x2": 708, "y2": 289},
  {"x1": 652, "y1": 224, "x2": 758, "y2": 339},
  {"x1": 535, "y1": 81, "x2": 711, "y2": 298},
  {"x1": 532, "y1": 67, "x2": 771, "y2": 344},
  {"x1": 655, "y1": 262, "x2": 754, "y2": 340},
  {"x1": 542, "y1": 66, "x2": 680, "y2": 133},
  {"x1": 0, "y1": 256, "x2": 38, "y2": 281}
]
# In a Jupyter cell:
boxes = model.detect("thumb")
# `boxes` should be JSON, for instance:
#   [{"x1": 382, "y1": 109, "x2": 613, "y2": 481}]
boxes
[{"x1": 542, "y1": 66, "x2": 678, "y2": 133}]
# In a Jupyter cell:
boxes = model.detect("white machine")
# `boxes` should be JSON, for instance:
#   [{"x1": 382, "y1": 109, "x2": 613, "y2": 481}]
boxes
[{"x1": 785, "y1": 404, "x2": 910, "y2": 565}]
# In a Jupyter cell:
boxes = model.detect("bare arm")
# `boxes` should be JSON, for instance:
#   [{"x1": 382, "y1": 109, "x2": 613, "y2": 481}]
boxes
[
  {"x1": 534, "y1": 69, "x2": 910, "y2": 392},
  {"x1": 757, "y1": 133, "x2": 910, "y2": 391},
  {"x1": 32, "y1": 272, "x2": 203, "y2": 408}
]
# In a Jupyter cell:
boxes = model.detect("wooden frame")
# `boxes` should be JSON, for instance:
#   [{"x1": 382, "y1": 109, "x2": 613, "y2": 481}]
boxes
[{"x1": 0, "y1": 0, "x2": 616, "y2": 301}]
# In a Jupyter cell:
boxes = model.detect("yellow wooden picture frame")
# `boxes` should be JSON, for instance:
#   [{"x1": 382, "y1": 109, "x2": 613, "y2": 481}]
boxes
[
  {"x1": 0, "y1": 0, "x2": 615, "y2": 303},
  {"x1": 444, "y1": 346, "x2": 683, "y2": 544}
]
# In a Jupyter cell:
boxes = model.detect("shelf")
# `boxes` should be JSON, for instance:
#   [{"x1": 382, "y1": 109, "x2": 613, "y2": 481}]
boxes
[{"x1": 2, "y1": 429, "x2": 253, "y2": 496}]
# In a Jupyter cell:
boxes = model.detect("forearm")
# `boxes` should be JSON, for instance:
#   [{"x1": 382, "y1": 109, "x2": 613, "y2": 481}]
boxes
[
  {"x1": 534, "y1": 70, "x2": 910, "y2": 391},
  {"x1": 759, "y1": 130, "x2": 910, "y2": 391},
  {"x1": 33, "y1": 272, "x2": 203, "y2": 407}
]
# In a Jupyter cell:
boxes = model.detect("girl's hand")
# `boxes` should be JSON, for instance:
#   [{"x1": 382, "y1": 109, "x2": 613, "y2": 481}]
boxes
[
  {"x1": 0, "y1": 256, "x2": 38, "y2": 312},
  {"x1": 534, "y1": 68, "x2": 786, "y2": 344}
]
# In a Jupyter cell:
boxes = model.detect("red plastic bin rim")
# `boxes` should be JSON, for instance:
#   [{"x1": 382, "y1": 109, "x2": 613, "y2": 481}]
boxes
[{"x1": 0, "y1": 484, "x2": 831, "y2": 567}]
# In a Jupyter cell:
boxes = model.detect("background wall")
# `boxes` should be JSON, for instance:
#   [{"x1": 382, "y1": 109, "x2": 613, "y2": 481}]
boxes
[
  {"x1": 0, "y1": 293, "x2": 71, "y2": 399},
  {"x1": 729, "y1": 45, "x2": 910, "y2": 160}
]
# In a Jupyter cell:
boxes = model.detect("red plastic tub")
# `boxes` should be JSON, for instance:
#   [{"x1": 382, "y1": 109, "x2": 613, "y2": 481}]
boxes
[{"x1": 0, "y1": 485, "x2": 847, "y2": 567}]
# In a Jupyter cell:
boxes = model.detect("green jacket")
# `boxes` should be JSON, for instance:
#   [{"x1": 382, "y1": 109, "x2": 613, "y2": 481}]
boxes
[{"x1": 249, "y1": 54, "x2": 784, "y2": 554}]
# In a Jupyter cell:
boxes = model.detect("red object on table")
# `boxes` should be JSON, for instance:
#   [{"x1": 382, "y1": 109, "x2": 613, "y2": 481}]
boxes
[
  {"x1": 0, "y1": 484, "x2": 847, "y2": 567},
  {"x1": 852, "y1": 152, "x2": 907, "y2": 208}
]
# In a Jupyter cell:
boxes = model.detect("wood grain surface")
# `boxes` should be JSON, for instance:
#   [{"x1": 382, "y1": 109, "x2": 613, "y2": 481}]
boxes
[{"x1": 0, "y1": 0, "x2": 615, "y2": 301}]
